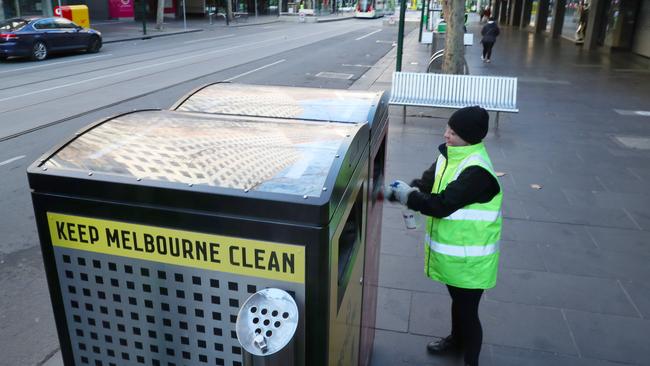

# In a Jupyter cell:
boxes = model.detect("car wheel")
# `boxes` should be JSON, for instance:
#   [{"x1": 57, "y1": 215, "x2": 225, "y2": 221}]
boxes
[
  {"x1": 87, "y1": 36, "x2": 102, "y2": 53},
  {"x1": 32, "y1": 41, "x2": 48, "y2": 61}
]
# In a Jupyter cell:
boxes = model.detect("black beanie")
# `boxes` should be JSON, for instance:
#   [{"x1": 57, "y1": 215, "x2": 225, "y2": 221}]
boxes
[{"x1": 448, "y1": 106, "x2": 489, "y2": 145}]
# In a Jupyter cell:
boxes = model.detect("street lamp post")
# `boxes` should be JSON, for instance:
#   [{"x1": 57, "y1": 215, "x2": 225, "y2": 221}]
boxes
[
  {"x1": 141, "y1": 0, "x2": 147, "y2": 35},
  {"x1": 183, "y1": 0, "x2": 187, "y2": 30},
  {"x1": 396, "y1": 0, "x2": 407, "y2": 71}
]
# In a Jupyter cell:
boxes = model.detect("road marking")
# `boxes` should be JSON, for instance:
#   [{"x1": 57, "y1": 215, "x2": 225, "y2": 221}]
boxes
[
  {"x1": 224, "y1": 59, "x2": 286, "y2": 81},
  {"x1": 0, "y1": 29, "x2": 340, "y2": 103},
  {"x1": 0, "y1": 32, "x2": 322, "y2": 103},
  {"x1": 0, "y1": 54, "x2": 112, "y2": 75},
  {"x1": 183, "y1": 34, "x2": 235, "y2": 44},
  {"x1": 342, "y1": 64, "x2": 374, "y2": 68},
  {"x1": 614, "y1": 109, "x2": 650, "y2": 117},
  {"x1": 315, "y1": 71, "x2": 353, "y2": 80},
  {"x1": 0, "y1": 155, "x2": 25, "y2": 166},
  {"x1": 614, "y1": 68, "x2": 650, "y2": 73},
  {"x1": 355, "y1": 29, "x2": 381, "y2": 41},
  {"x1": 614, "y1": 136, "x2": 650, "y2": 150},
  {"x1": 375, "y1": 40, "x2": 394, "y2": 44}
]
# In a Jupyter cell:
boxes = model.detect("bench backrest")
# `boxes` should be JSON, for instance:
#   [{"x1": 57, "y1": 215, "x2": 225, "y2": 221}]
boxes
[{"x1": 389, "y1": 72, "x2": 518, "y2": 113}]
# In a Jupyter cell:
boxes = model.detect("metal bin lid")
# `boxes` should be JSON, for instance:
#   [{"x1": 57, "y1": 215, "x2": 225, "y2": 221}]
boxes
[
  {"x1": 173, "y1": 83, "x2": 383, "y2": 124},
  {"x1": 39, "y1": 110, "x2": 366, "y2": 198}
]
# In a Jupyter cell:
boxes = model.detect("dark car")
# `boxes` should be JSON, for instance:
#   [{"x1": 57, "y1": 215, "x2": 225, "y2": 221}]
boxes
[{"x1": 0, "y1": 17, "x2": 102, "y2": 61}]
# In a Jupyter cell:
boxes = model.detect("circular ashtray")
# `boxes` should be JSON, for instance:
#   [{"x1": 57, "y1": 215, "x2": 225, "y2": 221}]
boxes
[{"x1": 236, "y1": 288, "x2": 299, "y2": 356}]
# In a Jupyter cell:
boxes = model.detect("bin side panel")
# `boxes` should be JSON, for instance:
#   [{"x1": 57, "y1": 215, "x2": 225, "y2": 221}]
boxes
[
  {"x1": 359, "y1": 125, "x2": 388, "y2": 366},
  {"x1": 53, "y1": 247, "x2": 305, "y2": 366}
]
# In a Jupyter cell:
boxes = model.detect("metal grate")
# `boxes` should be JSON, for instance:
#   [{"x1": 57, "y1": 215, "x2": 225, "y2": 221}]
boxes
[{"x1": 54, "y1": 247, "x2": 304, "y2": 366}]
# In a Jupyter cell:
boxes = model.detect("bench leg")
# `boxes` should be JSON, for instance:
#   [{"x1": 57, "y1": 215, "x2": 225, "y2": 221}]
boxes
[{"x1": 403, "y1": 105, "x2": 406, "y2": 124}]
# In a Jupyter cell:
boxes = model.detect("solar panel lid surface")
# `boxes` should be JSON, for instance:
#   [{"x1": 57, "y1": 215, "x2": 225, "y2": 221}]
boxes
[{"x1": 42, "y1": 110, "x2": 365, "y2": 197}]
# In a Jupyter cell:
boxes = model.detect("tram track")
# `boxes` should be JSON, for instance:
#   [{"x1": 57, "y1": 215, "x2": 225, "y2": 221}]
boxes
[{"x1": 0, "y1": 28, "x2": 285, "y2": 92}]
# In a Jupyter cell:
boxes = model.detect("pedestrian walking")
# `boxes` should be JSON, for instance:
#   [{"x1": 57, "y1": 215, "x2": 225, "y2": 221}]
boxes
[
  {"x1": 480, "y1": 17, "x2": 500, "y2": 63},
  {"x1": 386, "y1": 106, "x2": 503, "y2": 366},
  {"x1": 481, "y1": 6, "x2": 492, "y2": 21}
]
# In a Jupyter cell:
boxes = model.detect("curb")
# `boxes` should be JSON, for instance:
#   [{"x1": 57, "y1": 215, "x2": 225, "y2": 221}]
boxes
[
  {"x1": 103, "y1": 28, "x2": 203, "y2": 44},
  {"x1": 227, "y1": 19, "x2": 282, "y2": 27},
  {"x1": 316, "y1": 16, "x2": 355, "y2": 23}
]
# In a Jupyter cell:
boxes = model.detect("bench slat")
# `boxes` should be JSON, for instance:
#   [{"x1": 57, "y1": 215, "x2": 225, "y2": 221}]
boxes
[{"x1": 389, "y1": 72, "x2": 518, "y2": 113}]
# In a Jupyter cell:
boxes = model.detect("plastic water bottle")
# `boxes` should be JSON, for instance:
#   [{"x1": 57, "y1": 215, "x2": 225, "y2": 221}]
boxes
[{"x1": 402, "y1": 209, "x2": 417, "y2": 229}]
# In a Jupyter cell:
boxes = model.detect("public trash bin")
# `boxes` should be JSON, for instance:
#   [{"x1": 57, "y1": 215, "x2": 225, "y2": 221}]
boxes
[
  {"x1": 29, "y1": 84, "x2": 388, "y2": 366},
  {"x1": 55, "y1": 5, "x2": 91, "y2": 28},
  {"x1": 173, "y1": 83, "x2": 390, "y2": 365}
]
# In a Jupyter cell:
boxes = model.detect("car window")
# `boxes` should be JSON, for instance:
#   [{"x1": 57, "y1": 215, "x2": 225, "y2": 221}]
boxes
[
  {"x1": 0, "y1": 19, "x2": 28, "y2": 31},
  {"x1": 54, "y1": 18, "x2": 77, "y2": 29},
  {"x1": 34, "y1": 20, "x2": 56, "y2": 30}
]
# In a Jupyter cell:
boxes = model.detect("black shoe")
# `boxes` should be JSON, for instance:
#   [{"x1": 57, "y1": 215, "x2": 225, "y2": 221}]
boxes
[{"x1": 426, "y1": 335, "x2": 460, "y2": 354}]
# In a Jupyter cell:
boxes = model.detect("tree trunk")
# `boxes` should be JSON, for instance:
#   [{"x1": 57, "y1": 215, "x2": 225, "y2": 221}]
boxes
[
  {"x1": 156, "y1": 0, "x2": 165, "y2": 30},
  {"x1": 226, "y1": 0, "x2": 234, "y2": 21},
  {"x1": 442, "y1": 0, "x2": 465, "y2": 74}
]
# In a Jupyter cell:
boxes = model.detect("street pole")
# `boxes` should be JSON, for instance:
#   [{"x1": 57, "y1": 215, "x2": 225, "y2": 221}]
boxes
[
  {"x1": 141, "y1": 0, "x2": 147, "y2": 35},
  {"x1": 56, "y1": 0, "x2": 62, "y2": 17},
  {"x1": 255, "y1": 0, "x2": 258, "y2": 19},
  {"x1": 396, "y1": 0, "x2": 407, "y2": 71},
  {"x1": 182, "y1": 0, "x2": 187, "y2": 30},
  {"x1": 418, "y1": 0, "x2": 426, "y2": 42}
]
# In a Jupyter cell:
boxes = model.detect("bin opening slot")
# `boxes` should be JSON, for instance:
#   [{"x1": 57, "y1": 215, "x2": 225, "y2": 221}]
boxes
[
  {"x1": 337, "y1": 185, "x2": 363, "y2": 310},
  {"x1": 371, "y1": 137, "x2": 387, "y2": 206}
]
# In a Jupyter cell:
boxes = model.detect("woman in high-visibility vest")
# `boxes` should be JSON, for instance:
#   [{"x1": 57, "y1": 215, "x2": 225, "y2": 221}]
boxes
[{"x1": 387, "y1": 105, "x2": 502, "y2": 366}]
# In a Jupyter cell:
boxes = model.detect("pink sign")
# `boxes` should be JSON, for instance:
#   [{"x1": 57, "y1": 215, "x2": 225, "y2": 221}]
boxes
[{"x1": 109, "y1": 0, "x2": 134, "y2": 19}]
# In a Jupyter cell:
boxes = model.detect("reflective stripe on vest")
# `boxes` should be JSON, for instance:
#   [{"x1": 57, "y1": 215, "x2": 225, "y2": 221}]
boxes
[
  {"x1": 444, "y1": 209, "x2": 502, "y2": 222},
  {"x1": 426, "y1": 235, "x2": 500, "y2": 257},
  {"x1": 453, "y1": 154, "x2": 494, "y2": 180}
]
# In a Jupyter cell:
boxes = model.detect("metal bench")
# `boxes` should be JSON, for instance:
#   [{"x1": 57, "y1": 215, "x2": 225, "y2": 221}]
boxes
[
  {"x1": 388, "y1": 71, "x2": 518, "y2": 127},
  {"x1": 233, "y1": 12, "x2": 249, "y2": 22}
]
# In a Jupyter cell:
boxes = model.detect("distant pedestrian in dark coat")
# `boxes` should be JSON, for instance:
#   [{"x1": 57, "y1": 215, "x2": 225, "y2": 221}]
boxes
[{"x1": 480, "y1": 18, "x2": 500, "y2": 63}]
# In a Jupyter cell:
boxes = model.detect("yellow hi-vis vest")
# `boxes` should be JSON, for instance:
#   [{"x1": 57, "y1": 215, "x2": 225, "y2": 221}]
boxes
[{"x1": 424, "y1": 142, "x2": 503, "y2": 289}]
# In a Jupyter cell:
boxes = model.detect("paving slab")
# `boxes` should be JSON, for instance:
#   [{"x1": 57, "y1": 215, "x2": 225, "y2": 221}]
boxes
[
  {"x1": 487, "y1": 269, "x2": 639, "y2": 317},
  {"x1": 409, "y1": 292, "x2": 578, "y2": 355},
  {"x1": 564, "y1": 309, "x2": 650, "y2": 365},
  {"x1": 375, "y1": 287, "x2": 412, "y2": 333},
  {"x1": 488, "y1": 344, "x2": 631, "y2": 366},
  {"x1": 538, "y1": 240, "x2": 650, "y2": 282}
]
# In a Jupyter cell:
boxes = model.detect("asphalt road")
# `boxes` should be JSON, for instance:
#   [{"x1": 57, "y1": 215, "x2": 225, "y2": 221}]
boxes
[{"x1": 0, "y1": 18, "x2": 412, "y2": 366}]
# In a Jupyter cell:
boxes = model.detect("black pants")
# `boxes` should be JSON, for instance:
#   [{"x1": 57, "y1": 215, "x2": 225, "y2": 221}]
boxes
[
  {"x1": 482, "y1": 41, "x2": 495, "y2": 60},
  {"x1": 447, "y1": 285, "x2": 484, "y2": 366}
]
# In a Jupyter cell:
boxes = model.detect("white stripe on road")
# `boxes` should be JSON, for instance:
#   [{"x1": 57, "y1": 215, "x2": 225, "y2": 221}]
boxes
[
  {"x1": 614, "y1": 109, "x2": 650, "y2": 117},
  {"x1": 0, "y1": 54, "x2": 112, "y2": 75},
  {"x1": 0, "y1": 31, "x2": 323, "y2": 103},
  {"x1": 355, "y1": 29, "x2": 381, "y2": 41},
  {"x1": 342, "y1": 64, "x2": 374, "y2": 68},
  {"x1": 224, "y1": 59, "x2": 286, "y2": 81},
  {"x1": 183, "y1": 34, "x2": 235, "y2": 44},
  {"x1": 0, "y1": 155, "x2": 25, "y2": 166}
]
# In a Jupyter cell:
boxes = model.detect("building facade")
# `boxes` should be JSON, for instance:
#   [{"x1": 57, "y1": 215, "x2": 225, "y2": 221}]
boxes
[
  {"x1": 1, "y1": 0, "x2": 279, "y2": 22},
  {"x1": 494, "y1": 0, "x2": 650, "y2": 58}
]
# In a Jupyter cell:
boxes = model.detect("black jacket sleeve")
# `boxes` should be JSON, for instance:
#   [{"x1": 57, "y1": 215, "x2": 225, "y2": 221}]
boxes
[
  {"x1": 409, "y1": 161, "x2": 437, "y2": 194},
  {"x1": 406, "y1": 166, "x2": 500, "y2": 218}
]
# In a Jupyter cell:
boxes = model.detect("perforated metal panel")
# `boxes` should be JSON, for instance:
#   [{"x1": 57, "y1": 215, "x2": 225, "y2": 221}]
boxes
[{"x1": 54, "y1": 247, "x2": 305, "y2": 366}]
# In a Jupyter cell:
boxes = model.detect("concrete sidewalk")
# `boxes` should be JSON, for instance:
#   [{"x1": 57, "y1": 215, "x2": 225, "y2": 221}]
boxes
[{"x1": 360, "y1": 15, "x2": 650, "y2": 366}]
